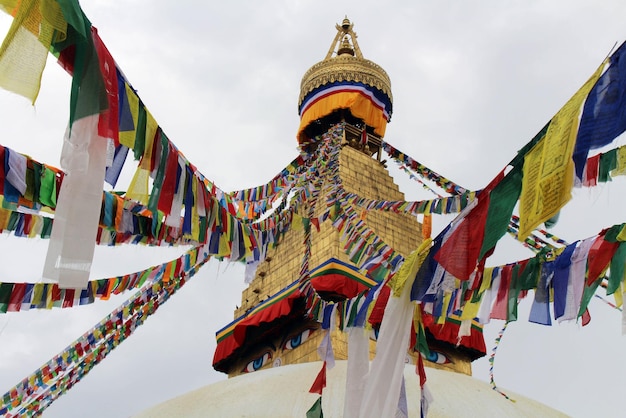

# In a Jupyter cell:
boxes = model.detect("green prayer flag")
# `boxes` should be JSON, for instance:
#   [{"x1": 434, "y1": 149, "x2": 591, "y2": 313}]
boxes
[
  {"x1": 0, "y1": 282, "x2": 13, "y2": 313},
  {"x1": 306, "y1": 397, "x2": 324, "y2": 418},
  {"x1": 32, "y1": 162, "x2": 41, "y2": 205},
  {"x1": 517, "y1": 255, "x2": 541, "y2": 291},
  {"x1": 50, "y1": 6, "x2": 107, "y2": 125},
  {"x1": 7, "y1": 211, "x2": 18, "y2": 231},
  {"x1": 607, "y1": 242, "x2": 626, "y2": 295},
  {"x1": 133, "y1": 103, "x2": 147, "y2": 161},
  {"x1": 479, "y1": 165, "x2": 523, "y2": 259},
  {"x1": 39, "y1": 167, "x2": 57, "y2": 208},
  {"x1": 599, "y1": 148, "x2": 617, "y2": 182},
  {"x1": 41, "y1": 217, "x2": 52, "y2": 238},
  {"x1": 507, "y1": 263, "x2": 521, "y2": 322},
  {"x1": 604, "y1": 223, "x2": 624, "y2": 243},
  {"x1": 578, "y1": 279, "x2": 602, "y2": 318}
]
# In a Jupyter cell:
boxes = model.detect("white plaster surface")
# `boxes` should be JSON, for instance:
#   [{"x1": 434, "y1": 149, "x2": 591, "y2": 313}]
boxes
[{"x1": 134, "y1": 361, "x2": 568, "y2": 417}]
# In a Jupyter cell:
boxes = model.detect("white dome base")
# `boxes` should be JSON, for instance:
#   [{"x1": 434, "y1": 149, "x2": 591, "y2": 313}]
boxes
[{"x1": 134, "y1": 361, "x2": 567, "y2": 417}]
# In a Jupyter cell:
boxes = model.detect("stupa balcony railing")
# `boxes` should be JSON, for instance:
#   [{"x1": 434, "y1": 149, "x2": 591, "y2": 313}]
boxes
[{"x1": 343, "y1": 123, "x2": 383, "y2": 161}]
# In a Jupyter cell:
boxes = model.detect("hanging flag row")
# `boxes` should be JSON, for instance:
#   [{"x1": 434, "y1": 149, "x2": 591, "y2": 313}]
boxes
[
  {"x1": 0, "y1": 0, "x2": 340, "y2": 288},
  {"x1": 414, "y1": 222, "x2": 626, "y2": 333},
  {"x1": 0, "y1": 244, "x2": 210, "y2": 417},
  {"x1": 229, "y1": 154, "x2": 310, "y2": 202},
  {"x1": 0, "y1": 245, "x2": 201, "y2": 314},
  {"x1": 407, "y1": 41, "x2": 626, "y2": 321},
  {"x1": 381, "y1": 141, "x2": 468, "y2": 195},
  {"x1": 339, "y1": 188, "x2": 476, "y2": 216}
]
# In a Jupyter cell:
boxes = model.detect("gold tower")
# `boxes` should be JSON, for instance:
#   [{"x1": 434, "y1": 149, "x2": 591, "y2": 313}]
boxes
[{"x1": 212, "y1": 18, "x2": 482, "y2": 379}]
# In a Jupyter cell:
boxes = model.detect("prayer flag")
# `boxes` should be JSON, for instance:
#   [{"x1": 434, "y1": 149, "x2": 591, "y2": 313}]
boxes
[
  {"x1": 306, "y1": 396, "x2": 324, "y2": 418},
  {"x1": 587, "y1": 232, "x2": 619, "y2": 285},
  {"x1": 435, "y1": 172, "x2": 502, "y2": 280},
  {"x1": 574, "y1": 41, "x2": 626, "y2": 179},
  {"x1": 309, "y1": 362, "x2": 327, "y2": 395},
  {"x1": 0, "y1": 0, "x2": 66, "y2": 103},
  {"x1": 92, "y1": 28, "x2": 118, "y2": 144},
  {"x1": 518, "y1": 63, "x2": 605, "y2": 240}
]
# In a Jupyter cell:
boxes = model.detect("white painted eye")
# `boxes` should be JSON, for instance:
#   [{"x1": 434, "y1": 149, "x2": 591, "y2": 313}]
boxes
[
  {"x1": 243, "y1": 351, "x2": 272, "y2": 373},
  {"x1": 422, "y1": 350, "x2": 452, "y2": 365},
  {"x1": 283, "y1": 329, "x2": 313, "y2": 350}
]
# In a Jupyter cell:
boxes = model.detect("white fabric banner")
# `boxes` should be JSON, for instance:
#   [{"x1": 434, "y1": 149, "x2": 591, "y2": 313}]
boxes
[
  {"x1": 358, "y1": 273, "x2": 415, "y2": 417},
  {"x1": 43, "y1": 115, "x2": 108, "y2": 289},
  {"x1": 343, "y1": 326, "x2": 369, "y2": 418}
]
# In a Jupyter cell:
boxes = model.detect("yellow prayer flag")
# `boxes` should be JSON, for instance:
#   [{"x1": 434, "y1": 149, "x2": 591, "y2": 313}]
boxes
[
  {"x1": 126, "y1": 167, "x2": 150, "y2": 205},
  {"x1": 241, "y1": 226, "x2": 253, "y2": 256},
  {"x1": 480, "y1": 267, "x2": 494, "y2": 294},
  {"x1": 31, "y1": 283, "x2": 43, "y2": 307},
  {"x1": 190, "y1": 177, "x2": 200, "y2": 241},
  {"x1": 389, "y1": 238, "x2": 432, "y2": 297},
  {"x1": 119, "y1": 83, "x2": 139, "y2": 148},
  {"x1": 615, "y1": 224, "x2": 626, "y2": 242},
  {"x1": 45, "y1": 285, "x2": 54, "y2": 309},
  {"x1": 437, "y1": 292, "x2": 451, "y2": 325},
  {"x1": 218, "y1": 232, "x2": 231, "y2": 257},
  {"x1": 614, "y1": 283, "x2": 623, "y2": 308},
  {"x1": 518, "y1": 63, "x2": 606, "y2": 240},
  {"x1": 140, "y1": 110, "x2": 158, "y2": 170},
  {"x1": 0, "y1": 203, "x2": 10, "y2": 229},
  {"x1": 611, "y1": 145, "x2": 626, "y2": 177},
  {"x1": 460, "y1": 299, "x2": 481, "y2": 321},
  {"x1": 28, "y1": 215, "x2": 40, "y2": 238},
  {"x1": 0, "y1": 0, "x2": 65, "y2": 103},
  {"x1": 291, "y1": 213, "x2": 304, "y2": 231}
]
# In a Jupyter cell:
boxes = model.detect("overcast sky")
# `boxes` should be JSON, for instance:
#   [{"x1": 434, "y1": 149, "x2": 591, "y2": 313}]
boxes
[{"x1": 1, "y1": 1, "x2": 626, "y2": 417}]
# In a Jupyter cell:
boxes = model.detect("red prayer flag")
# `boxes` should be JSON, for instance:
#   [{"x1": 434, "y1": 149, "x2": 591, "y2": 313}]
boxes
[
  {"x1": 157, "y1": 145, "x2": 180, "y2": 215},
  {"x1": 309, "y1": 361, "x2": 327, "y2": 395},
  {"x1": 62, "y1": 289, "x2": 76, "y2": 308},
  {"x1": 435, "y1": 172, "x2": 503, "y2": 280},
  {"x1": 490, "y1": 265, "x2": 512, "y2": 320},
  {"x1": 587, "y1": 232, "x2": 619, "y2": 285},
  {"x1": 311, "y1": 217, "x2": 320, "y2": 232},
  {"x1": 417, "y1": 351, "x2": 427, "y2": 387},
  {"x1": 7, "y1": 283, "x2": 25, "y2": 312},
  {"x1": 583, "y1": 154, "x2": 600, "y2": 187},
  {"x1": 92, "y1": 28, "x2": 119, "y2": 145},
  {"x1": 581, "y1": 308, "x2": 591, "y2": 326}
]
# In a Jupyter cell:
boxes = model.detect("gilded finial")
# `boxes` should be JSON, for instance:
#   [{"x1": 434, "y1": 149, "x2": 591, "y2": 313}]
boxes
[
  {"x1": 337, "y1": 35, "x2": 355, "y2": 56},
  {"x1": 341, "y1": 16, "x2": 351, "y2": 32}
]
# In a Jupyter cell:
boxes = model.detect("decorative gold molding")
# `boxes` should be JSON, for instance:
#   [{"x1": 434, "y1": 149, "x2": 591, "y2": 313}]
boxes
[{"x1": 299, "y1": 56, "x2": 392, "y2": 107}]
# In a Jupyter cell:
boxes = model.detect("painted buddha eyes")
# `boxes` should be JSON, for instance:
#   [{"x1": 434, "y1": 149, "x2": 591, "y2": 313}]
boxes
[
  {"x1": 283, "y1": 329, "x2": 313, "y2": 350},
  {"x1": 241, "y1": 329, "x2": 315, "y2": 373},
  {"x1": 423, "y1": 350, "x2": 452, "y2": 365},
  {"x1": 242, "y1": 351, "x2": 272, "y2": 373}
]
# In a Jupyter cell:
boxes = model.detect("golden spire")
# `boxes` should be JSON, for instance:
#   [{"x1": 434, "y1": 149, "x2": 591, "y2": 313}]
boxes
[
  {"x1": 297, "y1": 17, "x2": 393, "y2": 143},
  {"x1": 299, "y1": 17, "x2": 392, "y2": 108}
]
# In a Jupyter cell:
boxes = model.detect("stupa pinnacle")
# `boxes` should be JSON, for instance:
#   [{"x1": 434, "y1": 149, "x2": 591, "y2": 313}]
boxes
[{"x1": 297, "y1": 17, "x2": 393, "y2": 145}]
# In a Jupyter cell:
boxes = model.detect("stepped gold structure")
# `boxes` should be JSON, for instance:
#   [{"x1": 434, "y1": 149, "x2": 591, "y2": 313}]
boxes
[{"x1": 211, "y1": 16, "x2": 481, "y2": 380}]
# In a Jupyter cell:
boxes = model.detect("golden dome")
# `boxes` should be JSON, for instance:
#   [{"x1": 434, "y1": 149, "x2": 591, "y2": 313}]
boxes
[
  {"x1": 297, "y1": 18, "x2": 393, "y2": 144},
  {"x1": 298, "y1": 18, "x2": 392, "y2": 110}
]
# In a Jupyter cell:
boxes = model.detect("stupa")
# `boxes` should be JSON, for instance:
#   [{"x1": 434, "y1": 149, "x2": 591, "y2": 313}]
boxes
[{"x1": 135, "y1": 18, "x2": 567, "y2": 418}]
